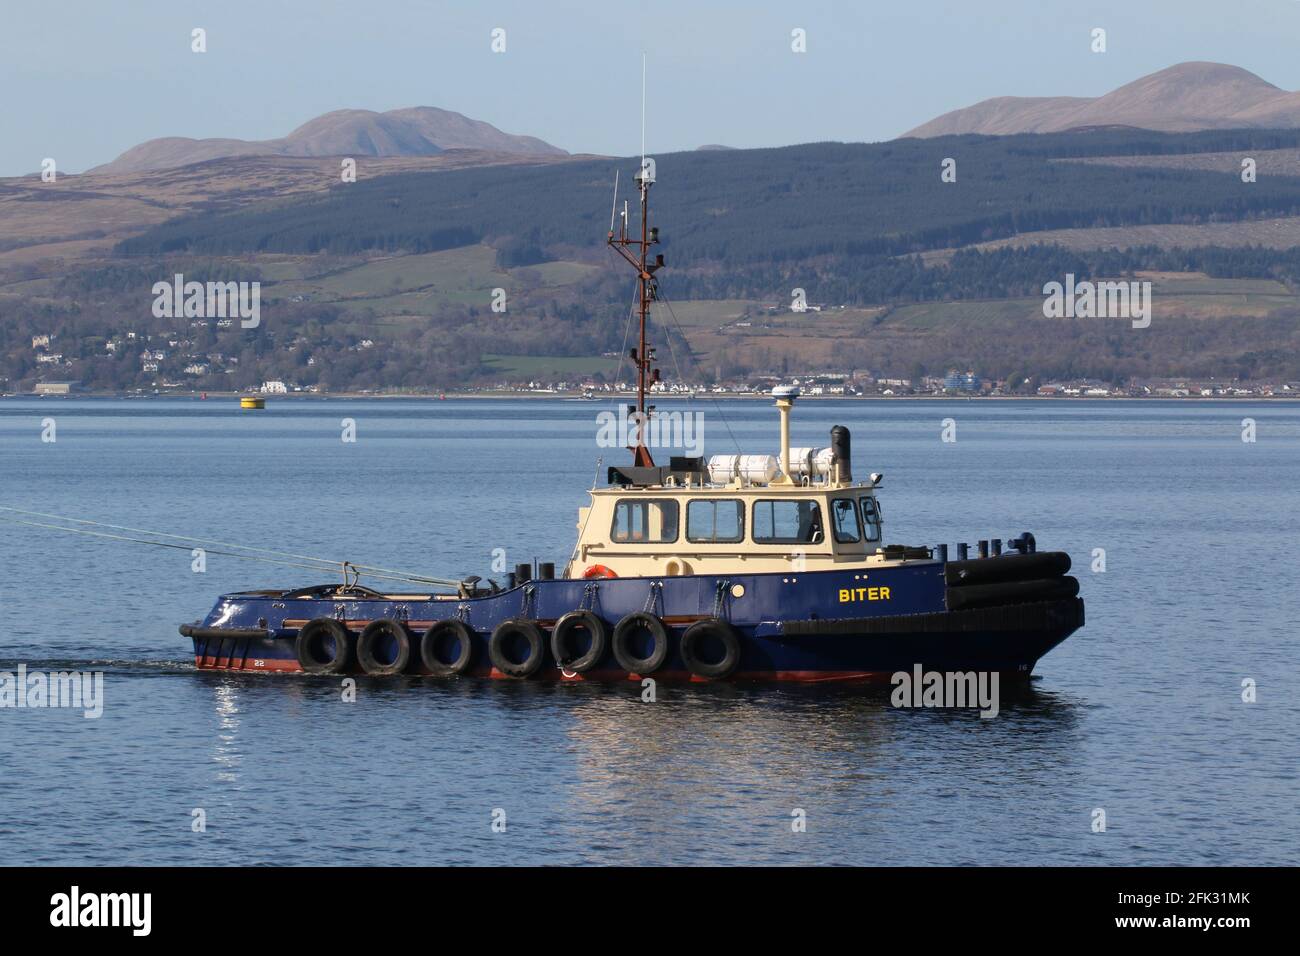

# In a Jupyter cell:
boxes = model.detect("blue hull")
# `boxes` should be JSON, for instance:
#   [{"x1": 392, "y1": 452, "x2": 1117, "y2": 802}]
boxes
[{"x1": 182, "y1": 561, "x2": 1084, "y2": 682}]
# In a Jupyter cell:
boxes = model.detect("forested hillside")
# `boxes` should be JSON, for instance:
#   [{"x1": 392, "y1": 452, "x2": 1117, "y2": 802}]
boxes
[
  {"x1": 10, "y1": 128, "x2": 1300, "y2": 392},
  {"x1": 121, "y1": 129, "x2": 1300, "y2": 273}
]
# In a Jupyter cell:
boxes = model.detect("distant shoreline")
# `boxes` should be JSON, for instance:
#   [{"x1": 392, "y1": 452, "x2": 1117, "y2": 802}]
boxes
[{"x1": 6, "y1": 390, "x2": 1297, "y2": 402}]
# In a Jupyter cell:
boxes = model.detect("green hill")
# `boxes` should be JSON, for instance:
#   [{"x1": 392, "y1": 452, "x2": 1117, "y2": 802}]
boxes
[
  {"x1": 121, "y1": 129, "x2": 1300, "y2": 272},
  {"x1": 10, "y1": 128, "x2": 1300, "y2": 391}
]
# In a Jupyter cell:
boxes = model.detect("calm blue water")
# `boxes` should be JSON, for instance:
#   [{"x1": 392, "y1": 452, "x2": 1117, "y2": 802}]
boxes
[{"x1": 0, "y1": 397, "x2": 1296, "y2": 865}]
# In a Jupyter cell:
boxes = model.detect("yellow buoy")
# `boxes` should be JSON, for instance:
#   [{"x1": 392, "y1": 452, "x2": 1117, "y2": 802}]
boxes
[{"x1": 240, "y1": 396, "x2": 265, "y2": 409}]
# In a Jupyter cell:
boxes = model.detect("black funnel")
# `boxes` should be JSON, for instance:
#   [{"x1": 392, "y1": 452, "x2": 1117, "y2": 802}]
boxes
[{"x1": 831, "y1": 425, "x2": 852, "y2": 481}]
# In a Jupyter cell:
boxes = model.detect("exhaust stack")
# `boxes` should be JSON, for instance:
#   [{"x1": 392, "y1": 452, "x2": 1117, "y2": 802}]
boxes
[{"x1": 831, "y1": 425, "x2": 852, "y2": 482}]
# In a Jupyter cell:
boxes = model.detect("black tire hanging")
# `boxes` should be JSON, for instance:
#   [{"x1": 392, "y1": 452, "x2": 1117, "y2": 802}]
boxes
[
  {"x1": 356, "y1": 618, "x2": 411, "y2": 676},
  {"x1": 611, "y1": 611, "x2": 670, "y2": 675},
  {"x1": 420, "y1": 620, "x2": 475, "y2": 676},
  {"x1": 550, "y1": 610, "x2": 608, "y2": 673},
  {"x1": 680, "y1": 619, "x2": 741, "y2": 680},
  {"x1": 488, "y1": 619, "x2": 546, "y2": 679},
  {"x1": 295, "y1": 617, "x2": 353, "y2": 674}
]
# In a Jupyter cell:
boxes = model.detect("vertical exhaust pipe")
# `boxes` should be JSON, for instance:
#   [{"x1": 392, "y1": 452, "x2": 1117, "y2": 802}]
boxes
[{"x1": 830, "y1": 425, "x2": 851, "y2": 482}]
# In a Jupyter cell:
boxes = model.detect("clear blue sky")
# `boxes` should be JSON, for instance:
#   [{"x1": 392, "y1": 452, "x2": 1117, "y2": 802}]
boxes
[{"x1": 4, "y1": 0, "x2": 1300, "y2": 175}]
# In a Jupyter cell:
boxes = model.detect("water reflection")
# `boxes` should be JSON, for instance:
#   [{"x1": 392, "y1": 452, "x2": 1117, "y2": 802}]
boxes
[
  {"x1": 189, "y1": 669, "x2": 1086, "y2": 864},
  {"x1": 210, "y1": 679, "x2": 242, "y2": 784},
  {"x1": 548, "y1": 680, "x2": 1085, "y2": 863}
]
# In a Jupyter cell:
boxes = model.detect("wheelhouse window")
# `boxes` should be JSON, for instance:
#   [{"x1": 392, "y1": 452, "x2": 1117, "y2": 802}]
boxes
[
  {"x1": 830, "y1": 498, "x2": 862, "y2": 543},
  {"x1": 611, "y1": 499, "x2": 679, "y2": 543},
  {"x1": 686, "y1": 499, "x2": 744, "y2": 543},
  {"x1": 753, "y1": 499, "x2": 823, "y2": 544},
  {"x1": 860, "y1": 496, "x2": 882, "y2": 542}
]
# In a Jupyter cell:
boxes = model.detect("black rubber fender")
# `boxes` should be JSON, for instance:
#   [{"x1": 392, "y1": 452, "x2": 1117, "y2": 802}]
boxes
[
  {"x1": 420, "y1": 620, "x2": 475, "y2": 676},
  {"x1": 944, "y1": 551, "x2": 1071, "y2": 587},
  {"x1": 295, "y1": 618, "x2": 353, "y2": 674},
  {"x1": 680, "y1": 618, "x2": 741, "y2": 680},
  {"x1": 356, "y1": 618, "x2": 411, "y2": 676},
  {"x1": 180, "y1": 624, "x2": 272, "y2": 640},
  {"x1": 550, "y1": 610, "x2": 608, "y2": 673},
  {"x1": 946, "y1": 576, "x2": 1079, "y2": 611},
  {"x1": 611, "y1": 611, "x2": 670, "y2": 675},
  {"x1": 489, "y1": 619, "x2": 546, "y2": 678}
]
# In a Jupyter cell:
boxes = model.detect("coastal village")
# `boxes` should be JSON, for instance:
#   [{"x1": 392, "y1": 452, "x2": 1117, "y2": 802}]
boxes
[
  {"x1": 13, "y1": 331, "x2": 1300, "y2": 400},
  {"x1": 21, "y1": 368, "x2": 1300, "y2": 400}
]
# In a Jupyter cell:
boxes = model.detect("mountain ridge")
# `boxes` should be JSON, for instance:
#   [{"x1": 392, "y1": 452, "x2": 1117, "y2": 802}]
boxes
[
  {"x1": 904, "y1": 62, "x2": 1300, "y2": 137},
  {"x1": 91, "y1": 106, "x2": 566, "y2": 174}
]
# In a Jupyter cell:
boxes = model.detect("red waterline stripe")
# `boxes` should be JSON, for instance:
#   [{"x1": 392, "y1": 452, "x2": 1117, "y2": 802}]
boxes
[
  {"x1": 196, "y1": 657, "x2": 301, "y2": 672},
  {"x1": 195, "y1": 657, "x2": 892, "y2": 682}
]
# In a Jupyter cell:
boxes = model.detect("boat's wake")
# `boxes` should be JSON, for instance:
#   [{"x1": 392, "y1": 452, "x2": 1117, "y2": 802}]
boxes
[{"x1": 0, "y1": 657, "x2": 194, "y2": 675}]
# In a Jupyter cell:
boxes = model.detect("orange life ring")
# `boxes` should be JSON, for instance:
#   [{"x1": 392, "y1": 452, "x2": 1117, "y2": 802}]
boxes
[{"x1": 583, "y1": 564, "x2": 618, "y2": 579}]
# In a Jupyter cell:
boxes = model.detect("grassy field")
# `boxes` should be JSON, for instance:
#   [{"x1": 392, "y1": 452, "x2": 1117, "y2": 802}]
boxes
[
  {"x1": 956, "y1": 217, "x2": 1300, "y2": 254},
  {"x1": 262, "y1": 245, "x2": 600, "y2": 315},
  {"x1": 882, "y1": 299, "x2": 1043, "y2": 329},
  {"x1": 268, "y1": 246, "x2": 505, "y2": 299},
  {"x1": 640, "y1": 274, "x2": 1300, "y2": 375},
  {"x1": 1136, "y1": 272, "x2": 1290, "y2": 295},
  {"x1": 652, "y1": 298, "x2": 764, "y2": 327}
]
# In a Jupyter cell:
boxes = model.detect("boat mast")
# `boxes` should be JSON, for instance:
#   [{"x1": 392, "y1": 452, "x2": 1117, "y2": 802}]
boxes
[{"x1": 608, "y1": 160, "x2": 663, "y2": 466}]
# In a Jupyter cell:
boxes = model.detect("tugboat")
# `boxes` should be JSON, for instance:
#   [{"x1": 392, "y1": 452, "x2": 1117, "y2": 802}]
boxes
[{"x1": 181, "y1": 163, "x2": 1084, "y2": 682}]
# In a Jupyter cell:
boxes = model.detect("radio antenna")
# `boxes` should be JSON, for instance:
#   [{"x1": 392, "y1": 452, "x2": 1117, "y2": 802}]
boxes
[
  {"x1": 607, "y1": 51, "x2": 663, "y2": 467},
  {"x1": 609, "y1": 169, "x2": 620, "y2": 234}
]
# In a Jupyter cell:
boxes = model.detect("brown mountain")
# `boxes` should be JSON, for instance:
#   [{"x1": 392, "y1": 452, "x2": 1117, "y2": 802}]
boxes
[
  {"x1": 1, "y1": 151, "x2": 586, "y2": 264},
  {"x1": 904, "y1": 62, "x2": 1300, "y2": 137},
  {"x1": 90, "y1": 106, "x2": 566, "y2": 174}
]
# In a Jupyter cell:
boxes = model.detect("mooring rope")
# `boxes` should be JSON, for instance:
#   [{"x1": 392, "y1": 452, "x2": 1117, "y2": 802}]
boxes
[{"x1": 0, "y1": 507, "x2": 461, "y2": 588}]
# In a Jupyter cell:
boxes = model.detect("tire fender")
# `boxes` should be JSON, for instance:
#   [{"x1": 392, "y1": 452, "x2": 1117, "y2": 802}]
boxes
[
  {"x1": 295, "y1": 617, "x2": 353, "y2": 674},
  {"x1": 550, "y1": 610, "x2": 608, "y2": 673},
  {"x1": 611, "y1": 611, "x2": 670, "y2": 675},
  {"x1": 356, "y1": 618, "x2": 412, "y2": 676},
  {"x1": 489, "y1": 619, "x2": 546, "y2": 679},
  {"x1": 420, "y1": 620, "x2": 475, "y2": 676},
  {"x1": 680, "y1": 618, "x2": 741, "y2": 680}
]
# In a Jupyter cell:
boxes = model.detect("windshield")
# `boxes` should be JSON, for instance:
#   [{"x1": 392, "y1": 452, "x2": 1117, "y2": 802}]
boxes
[
  {"x1": 753, "y1": 499, "x2": 823, "y2": 544},
  {"x1": 860, "y1": 496, "x2": 882, "y2": 542},
  {"x1": 831, "y1": 498, "x2": 861, "y2": 543}
]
